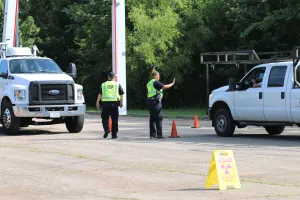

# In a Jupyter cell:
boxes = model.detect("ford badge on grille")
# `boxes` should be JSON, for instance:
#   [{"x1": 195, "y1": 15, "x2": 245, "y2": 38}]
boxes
[{"x1": 49, "y1": 90, "x2": 60, "y2": 95}]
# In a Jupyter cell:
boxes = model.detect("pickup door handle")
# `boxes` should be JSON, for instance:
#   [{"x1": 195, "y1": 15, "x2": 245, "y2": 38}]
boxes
[
  {"x1": 259, "y1": 92, "x2": 263, "y2": 99},
  {"x1": 281, "y1": 92, "x2": 285, "y2": 99}
]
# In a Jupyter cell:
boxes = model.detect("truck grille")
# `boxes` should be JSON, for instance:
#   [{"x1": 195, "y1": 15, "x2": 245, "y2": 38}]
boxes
[
  {"x1": 41, "y1": 84, "x2": 67, "y2": 101},
  {"x1": 29, "y1": 81, "x2": 75, "y2": 105}
]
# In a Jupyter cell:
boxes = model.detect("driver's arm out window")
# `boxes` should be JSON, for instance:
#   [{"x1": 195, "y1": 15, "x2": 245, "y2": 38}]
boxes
[{"x1": 243, "y1": 67, "x2": 266, "y2": 87}]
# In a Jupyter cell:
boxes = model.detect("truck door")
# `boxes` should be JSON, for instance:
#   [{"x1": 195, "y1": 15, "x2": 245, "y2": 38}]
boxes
[
  {"x1": 291, "y1": 65, "x2": 300, "y2": 123},
  {"x1": 263, "y1": 65, "x2": 290, "y2": 122},
  {"x1": 0, "y1": 60, "x2": 8, "y2": 93},
  {"x1": 234, "y1": 67, "x2": 266, "y2": 121}
]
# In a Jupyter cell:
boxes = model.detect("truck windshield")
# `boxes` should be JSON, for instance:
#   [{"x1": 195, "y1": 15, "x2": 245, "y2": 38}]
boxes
[{"x1": 9, "y1": 59, "x2": 63, "y2": 74}]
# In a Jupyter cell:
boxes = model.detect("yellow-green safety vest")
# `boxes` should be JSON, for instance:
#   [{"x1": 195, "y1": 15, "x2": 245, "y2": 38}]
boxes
[
  {"x1": 101, "y1": 81, "x2": 120, "y2": 101},
  {"x1": 147, "y1": 79, "x2": 163, "y2": 98}
]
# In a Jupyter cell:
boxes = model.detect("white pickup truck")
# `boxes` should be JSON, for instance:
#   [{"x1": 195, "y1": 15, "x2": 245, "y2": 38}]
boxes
[
  {"x1": 208, "y1": 60, "x2": 300, "y2": 137},
  {"x1": 0, "y1": 46, "x2": 86, "y2": 135}
]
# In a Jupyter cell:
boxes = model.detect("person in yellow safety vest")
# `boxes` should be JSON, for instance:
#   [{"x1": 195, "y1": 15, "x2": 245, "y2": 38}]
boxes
[
  {"x1": 96, "y1": 72, "x2": 124, "y2": 139},
  {"x1": 147, "y1": 69, "x2": 175, "y2": 139}
]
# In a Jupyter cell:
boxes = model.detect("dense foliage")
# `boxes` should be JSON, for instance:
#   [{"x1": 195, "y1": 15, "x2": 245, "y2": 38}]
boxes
[{"x1": 1, "y1": 0, "x2": 300, "y2": 108}]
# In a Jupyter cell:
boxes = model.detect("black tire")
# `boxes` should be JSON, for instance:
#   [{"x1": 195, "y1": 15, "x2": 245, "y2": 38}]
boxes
[
  {"x1": 65, "y1": 115, "x2": 84, "y2": 133},
  {"x1": 214, "y1": 108, "x2": 235, "y2": 137},
  {"x1": 265, "y1": 126, "x2": 285, "y2": 135},
  {"x1": 1, "y1": 100, "x2": 20, "y2": 135}
]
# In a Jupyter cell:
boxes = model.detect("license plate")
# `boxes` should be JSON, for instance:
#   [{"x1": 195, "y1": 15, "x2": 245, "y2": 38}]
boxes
[{"x1": 50, "y1": 112, "x2": 60, "y2": 118}]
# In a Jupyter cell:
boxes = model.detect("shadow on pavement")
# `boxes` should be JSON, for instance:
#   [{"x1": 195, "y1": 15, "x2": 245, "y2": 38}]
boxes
[
  {"x1": 0, "y1": 127, "x2": 64, "y2": 136},
  {"x1": 171, "y1": 187, "x2": 220, "y2": 191},
  {"x1": 33, "y1": 132, "x2": 300, "y2": 148}
]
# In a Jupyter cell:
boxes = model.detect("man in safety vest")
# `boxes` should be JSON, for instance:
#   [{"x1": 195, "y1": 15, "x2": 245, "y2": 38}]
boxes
[
  {"x1": 96, "y1": 72, "x2": 124, "y2": 139},
  {"x1": 147, "y1": 69, "x2": 175, "y2": 139}
]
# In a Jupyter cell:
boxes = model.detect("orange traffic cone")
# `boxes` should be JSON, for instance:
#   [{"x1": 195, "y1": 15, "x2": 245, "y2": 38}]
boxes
[
  {"x1": 169, "y1": 121, "x2": 180, "y2": 138},
  {"x1": 191, "y1": 114, "x2": 200, "y2": 128},
  {"x1": 108, "y1": 117, "x2": 112, "y2": 132}
]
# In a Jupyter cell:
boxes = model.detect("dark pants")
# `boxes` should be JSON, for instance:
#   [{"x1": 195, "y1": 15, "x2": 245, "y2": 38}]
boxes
[
  {"x1": 101, "y1": 102, "x2": 119, "y2": 137},
  {"x1": 147, "y1": 98, "x2": 163, "y2": 137}
]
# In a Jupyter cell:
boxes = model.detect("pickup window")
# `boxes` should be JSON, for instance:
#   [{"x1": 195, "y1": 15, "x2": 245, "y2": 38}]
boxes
[
  {"x1": 267, "y1": 66, "x2": 287, "y2": 87},
  {"x1": 245, "y1": 67, "x2": 266, "y2": 81},
  {"x1": 241, "y1": 67, "x2": 266, "y2": 89}
]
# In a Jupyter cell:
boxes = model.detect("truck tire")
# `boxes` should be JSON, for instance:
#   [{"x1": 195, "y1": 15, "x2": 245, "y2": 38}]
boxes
[
  {"x1": 65, "y1": 115, "x2": 84, "y2": 133},
  {"x1": 1, "y1": 100, "x2": 20, "y2": 135},
  {"x1": 214, "y1": 108, "x2": 235, "y2": 137},
  {"x1": 265, "y1": 126, "x2": 285, "y2": 135}
]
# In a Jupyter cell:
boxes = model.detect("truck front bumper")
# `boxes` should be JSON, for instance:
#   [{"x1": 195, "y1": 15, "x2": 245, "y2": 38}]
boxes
[{"x1": 13, "y1": 104, "x2": 86, "y2": 118}]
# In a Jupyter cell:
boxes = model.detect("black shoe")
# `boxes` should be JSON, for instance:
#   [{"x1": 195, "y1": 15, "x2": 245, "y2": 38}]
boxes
[
  {"x1": 157, "y1": 136, "x2": 165, "y2": 139},
  {"x1": 103, "y1": 131, "x2": 110, "y2": 138},
  {"x1": 112, "y1": 136, "x2": 118, "y2": 139},
  {"x1": 150, "y1": 135, "x2": 157, "y2": 139}
]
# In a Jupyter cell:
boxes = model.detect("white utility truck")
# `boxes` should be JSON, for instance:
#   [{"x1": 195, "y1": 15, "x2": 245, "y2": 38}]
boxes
[
  {"x1": 0, "y1": 0, "x2": 86, "y2": 135},
  {"x1": 207, "y1": 50, "x2": 300, "y2": 137},
  {"x1": 0, "y1": 45, "x2": 86, "y2": 135}
]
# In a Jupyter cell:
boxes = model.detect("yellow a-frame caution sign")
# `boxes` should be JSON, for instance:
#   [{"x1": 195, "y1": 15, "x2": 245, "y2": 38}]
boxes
[{"x1": 205, "y1": 150, "x2": 241, "y2": 190}]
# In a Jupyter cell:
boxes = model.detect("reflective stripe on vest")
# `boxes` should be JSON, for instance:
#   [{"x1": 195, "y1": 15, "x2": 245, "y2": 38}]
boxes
[
  {"x1": 147, "y1": 79, "x2": 163, "y2": 98},
  {"x1": 102, "y1": 81, "x2": 119, "y2": 101}
]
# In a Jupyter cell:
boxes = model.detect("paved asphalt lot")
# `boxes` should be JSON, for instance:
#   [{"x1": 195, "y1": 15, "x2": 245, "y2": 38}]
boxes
[{"x1": 1, "y1": 114, "x2": 300, "y2": 200}]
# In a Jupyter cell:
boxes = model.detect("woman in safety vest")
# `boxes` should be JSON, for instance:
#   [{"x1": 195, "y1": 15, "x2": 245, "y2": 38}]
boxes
[{"x1": 147, "y1": 69, "x2": 175, "y2": 139}]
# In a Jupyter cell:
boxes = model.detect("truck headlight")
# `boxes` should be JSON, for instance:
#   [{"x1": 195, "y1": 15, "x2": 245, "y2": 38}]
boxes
[
  {"x1": 77, "y1": 89, "x2": 83, "y2": 100},
  {"x1": 14, "y1": 90, "x2": 26, "y2": 101}
]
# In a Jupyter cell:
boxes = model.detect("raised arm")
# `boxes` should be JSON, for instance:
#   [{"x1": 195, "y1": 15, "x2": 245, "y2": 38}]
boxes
[{"x1": 162, "y1": 78, "x2": 176, "y2": 90}]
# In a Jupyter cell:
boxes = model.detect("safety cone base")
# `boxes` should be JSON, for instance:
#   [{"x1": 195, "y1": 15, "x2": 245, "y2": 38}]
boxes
[{"x1": 169, "y1": 135, "x2": 180, "y2": 138}]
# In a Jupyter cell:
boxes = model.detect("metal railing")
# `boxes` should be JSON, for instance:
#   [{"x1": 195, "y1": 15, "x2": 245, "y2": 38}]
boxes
[{"x1": 200, "y1": 46, "x2": 300, "y2": 66}]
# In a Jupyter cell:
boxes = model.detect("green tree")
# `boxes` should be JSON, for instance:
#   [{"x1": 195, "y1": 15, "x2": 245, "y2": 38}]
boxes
[{"x1": 0, "y1": 0, "x2": 40, "y2": 47}]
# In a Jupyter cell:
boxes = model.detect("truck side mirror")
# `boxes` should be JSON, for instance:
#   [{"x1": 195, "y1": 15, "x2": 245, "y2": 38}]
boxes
[
  {"x1": 69, "y1": 63, "x2": 77, "y2": 79},
  {"x1": 228, "y1": 78, "x2": 237, "y2": 91},
  {"x1": 0, "y1": 73, "x2": 8, "y2": 79}
]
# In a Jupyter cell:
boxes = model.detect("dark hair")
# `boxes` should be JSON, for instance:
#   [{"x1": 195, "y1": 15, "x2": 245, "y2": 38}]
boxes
[
  {"x1": 151, "y1": 69, "x2": 159, "y2": 78},
  {"x1": 108, "y1": 72, "x2": 116, "y2": 78}
]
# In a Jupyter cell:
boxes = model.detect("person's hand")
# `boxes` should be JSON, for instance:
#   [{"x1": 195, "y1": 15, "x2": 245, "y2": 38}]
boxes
[
  {"x1": 256, "y1": 78, "x2": 262, "y2": 83},
  {"x1": 96, "y1": 102, "x2": 100, "y2": 109},
  {"x1": 120, "y1": 101, "x2": 123, "y2": 108},
  {"x1": 172, "y1": 78, "x2": 176, "y2": 84}
]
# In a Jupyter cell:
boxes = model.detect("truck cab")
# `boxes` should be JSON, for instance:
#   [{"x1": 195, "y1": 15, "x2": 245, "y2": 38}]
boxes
[
  {"x1": 0, "y1": 45, "x2": 86, "y2": 135},
  {"x1": 208, "y1": 61, "x2": 300, "y2": 137}
]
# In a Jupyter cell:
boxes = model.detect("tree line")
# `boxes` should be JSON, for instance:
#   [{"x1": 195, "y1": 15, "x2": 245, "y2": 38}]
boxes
[{"x1": 1, "y1": 0, "x2": 300, "y2": 108}]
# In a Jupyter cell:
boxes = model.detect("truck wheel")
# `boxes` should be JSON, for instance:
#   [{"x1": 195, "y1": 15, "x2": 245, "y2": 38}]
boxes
[
  {"x1": 214, "y1": 108, "x2": 235, "y2": 137},
  {"x1": 65, "y1": 115, "x2": 84, "y2": 133},
  {"x1": 265, "y1": 126, "x2": 285, "y2": 135},
  {"x1": 1, "y1": 100, "x2": 20, "y2": 135}
]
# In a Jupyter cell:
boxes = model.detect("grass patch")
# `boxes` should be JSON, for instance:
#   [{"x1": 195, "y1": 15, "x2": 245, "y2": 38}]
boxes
[{"x1": 86, "y1": 107, "x2": 207, "y2": 117}]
